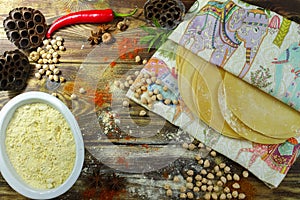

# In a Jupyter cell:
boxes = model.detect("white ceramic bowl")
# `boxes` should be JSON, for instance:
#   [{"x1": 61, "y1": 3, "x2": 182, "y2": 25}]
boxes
[{"x1": 0, "y1": 91, "x2": 84, "y2": 199}]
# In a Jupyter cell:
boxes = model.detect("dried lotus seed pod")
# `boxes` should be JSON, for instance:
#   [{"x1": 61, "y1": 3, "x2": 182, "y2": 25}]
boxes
[
  {"x1": 144, "y1": 0, "x2": 185, "y2": 29},
  {"x1": 0, "y1": 49, "x2": 30, "y2": 90},
  {"x1": 3, "y1": 7, "x2": 47, "y2": 50}
]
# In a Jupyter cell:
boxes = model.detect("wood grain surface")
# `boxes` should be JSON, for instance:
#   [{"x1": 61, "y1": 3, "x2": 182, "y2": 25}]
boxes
[{"x1": 0, "y1": 0, "x2": 299, "y2": 199}]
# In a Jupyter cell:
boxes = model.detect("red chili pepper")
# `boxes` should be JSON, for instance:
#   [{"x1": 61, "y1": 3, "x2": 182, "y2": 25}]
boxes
[{"x1": 46, "y1": 8, "x2": 138, "y2": 38}]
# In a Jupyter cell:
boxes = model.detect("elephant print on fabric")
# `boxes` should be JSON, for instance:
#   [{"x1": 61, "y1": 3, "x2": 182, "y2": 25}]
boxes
[
  {"x1": 179, "y1": 0, "x2": 269, "y2": 78},
  {"x1": 236, "y1": 138, "x2": 300, "y2": 174},
  {"x1": 271, "y1": 42, "x2": 300, "y2": 110}
]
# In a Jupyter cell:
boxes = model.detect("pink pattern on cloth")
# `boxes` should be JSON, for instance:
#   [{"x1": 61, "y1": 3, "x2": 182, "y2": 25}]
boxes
[{"x1": 236, "y1": 138, "x2": 300, "y2": 174}]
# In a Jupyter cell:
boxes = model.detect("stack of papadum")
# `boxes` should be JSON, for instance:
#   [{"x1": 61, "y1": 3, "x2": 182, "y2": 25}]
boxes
[{"x1": 176, "y1": 46, "x2": 300, "y2": 144}]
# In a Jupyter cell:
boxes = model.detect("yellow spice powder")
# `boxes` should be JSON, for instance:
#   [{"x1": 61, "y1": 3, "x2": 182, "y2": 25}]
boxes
[{"x1": 5, "y1": 103, "x2": 76, "y2": 189}]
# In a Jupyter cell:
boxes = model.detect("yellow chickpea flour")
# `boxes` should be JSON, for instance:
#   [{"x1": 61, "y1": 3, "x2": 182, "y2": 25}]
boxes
[{"x1": 5, "y1": 103, "x2": 76, "y2": 189}]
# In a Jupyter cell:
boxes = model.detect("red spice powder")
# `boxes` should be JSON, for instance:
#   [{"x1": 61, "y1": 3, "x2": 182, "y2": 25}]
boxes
[
  {"x1": 117, "y1": 38, "x2": 144, "y2": 60},
  {"x1": 110, "y1": 61, "x2": 117, "y2": 68},
  {"x1": 128, "y1": 52, "x2": 135, "y2": 59},
  {"x1": 99, "y1": 188, "x2": 126, "y2": 200},
  {"x1": 82, "y1": 187, "x2": 97, "y2": 199},
  {"x1": 63, "y1": 82, "x2": 74, "y2": 94},
  {"x1": 125, "y1": 135, "x2": 131, "y2": 140},
  {"x1": 117, "y1": 156, "x2": 129, "y2": 168},
  {"x1": 226, "y1": 179, "x2": 256, "y2": 199},
  {"x1": 162, "y1": 170, "x2": 169, "y2": 179},
  {"x1": 94, "y1": 86, "x2": 112, "y2": 107}
]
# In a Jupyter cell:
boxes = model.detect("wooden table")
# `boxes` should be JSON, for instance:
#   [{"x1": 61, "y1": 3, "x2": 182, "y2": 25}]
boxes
[{"x1": 0, "y1": 0, "x2": 299, "y2": 199}]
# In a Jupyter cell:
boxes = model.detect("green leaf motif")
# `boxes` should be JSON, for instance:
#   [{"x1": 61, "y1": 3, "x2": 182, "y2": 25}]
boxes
[{"x1": 139, "y1": 25, "x2": 172, "y2": 52}]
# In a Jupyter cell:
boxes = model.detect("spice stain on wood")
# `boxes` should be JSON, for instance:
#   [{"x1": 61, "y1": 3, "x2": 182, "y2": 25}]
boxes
[{"x1": 1, "y1": 0, "x2": 300, "y2": 200}]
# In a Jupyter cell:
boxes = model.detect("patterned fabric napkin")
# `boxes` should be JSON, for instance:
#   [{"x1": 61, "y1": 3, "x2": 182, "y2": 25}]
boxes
[
  {"x1": 171, "y1": 0, "x2": 300, "y2": 112},
  {"x1": 127, "y1": 0, "x2": 300, "y2": 188}
]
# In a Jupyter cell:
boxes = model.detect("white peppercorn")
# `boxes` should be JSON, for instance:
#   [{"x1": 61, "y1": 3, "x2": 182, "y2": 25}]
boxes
[
  {"x1": 57, "y1": 41, "x2": 62, "y2": 47},
  {"x1": 204, "y1": 193, "x2": 211, "y2": 200},
  {"x1": 179, "y1": 193, "x2": 187, "y2": 199},
  {"x1": 223, "y1": 186, "x2": 230, "y2": 193},
  {"x1": 201, "y1": 178, "x2": 208, "y2": 184},
  {"x1": 187, "y1": 170, "x2": 194, "y2": 176},
  {"x1": 35, "y1": 64, "x2": 42, "y2": 69},
  {"x1": 232, "y1": 190, "x2": 238, "y2": 198},
  {"x1": 216, "y1": 180, "x2": 223, "y2": 187},
  {"x1": 195, "y1": 174, "x2": 202, "y2": 181},
  {"x1": 122, "y1": 100, "x2": 129, "y2": 107},
  {"x1": 242, "y1": 171, "x2": 249, "y2": 178},
  {"x1": 226, "y1": 174, "x2": 233, "y2": 181},
  {"x1": 166, "y1": 189, "x2": 172, "y2": 197},
  {"x1": 186, "y1": 177, "x2": 193, "y2": 183},
  {"x1": 219, "y1": 163, "x2": 226, "y2": 169},
  {"x1": 151, "y1": 95, "x2": 157, "y2": 101},
  {"x1": 233, "y1": 174, "x2": 240, "y2": 181},
  {"x1": 213, "y1": 186, "x2": 220, "y2": 192},
  {"x1": 195, "y1": 154, "x2": 201, "y2": 161},
  {"x1": 195, "y1": 181, "x2": 202, "y2": 187},
  {"x1": 52, "y1": 52, "x2": 58, "y2": 58},
  {"x1": 135, "y1": 55, "x2": 141, "y2": 63},
  {"x1": 198, "y1": 159, "x2": 204, "y2": 165},
  {"x1": 53, "y1": 75, "x2": 59, "y2": 82},
  {"x1": 227, "y1": 193, "x2": 233, "y2": 199},
  {"x1": 172, "y1": 99, "x2": 178, "y2": 105},
  {"x1": 70, "y1": 94, "x2": 77, "y2": 100},
  {"x1": 210, "y1": 151, "x2": 217, "y2": 157},
  {"x1": 163, "y1": 85, "x2": 168, "y2": 91},
  {"x1": 46, "y1": 70, "x2": 52, "y2": 76},
  {"x1": 60, "y1": 77, "x2": 66, "y2": 83},
  {"x1": 186, "y1": 192, "x2": 193, "y2": 199},
  {"x1": 124, "y1": 81, "x2": 130, "y2": 88},
  {"x1": 201, "y1": 185, "x2": 207, "y2": 192},
  {"x1": 79, "y1": 87, "x2": 86, "y2": 94},
  {"x1": 193, "y1": 186, "x2": 200, "y2": 193},
  {"x1": 43, "y1": 39, "x2": 49, "y2": 45},
  {"x1": 182, "y1": 143, "x2": 189, "y2": 149},
  {"x1": 232, "y1": 182, "x2": 240, "y2": 189},
  {"x1": 188, "y1": 143, "x2": 196, "y2": 151},
  {"x1": 207, "y1": 173, "x2": 214, "y2": 180},
  {"x1": 207, "y1": 180, "x2": 213, "y2": 185},
  {"x1": 53, "y1": 68, "x2": 60, "y2": 75},
  {"x1": 207, "y1": 185, "x2": 213, "y2": 192},
  {"x1": 180, "y1": 186, "x2": 186, "y2": 193},
  {"x1": 219, "y1": 193, "x2": 226, "y2": 200},
  {"x1": 164, "y1": 184, "x2": 170, "y2": 190},
  {"x1": 164, "y1": 98, "x2": 171, "y2": 105},
  {"x1": 38, "y1": 68, "x2": 45, "y2": 74},
  {"x1": 139, "y1": 110, "x2": 147, "y2": 116},
  {"x1": 238, "y1": 193, "x2": 246, "y2": 199},
  {"x1": 173, "y1": 176, "x2": 180, "y2": 183},
  {"x1": 35, "y1": 73, "x2": 41, "y2": 79},
  {"x1": 53, "y1": 45, "x2": 58, "y2": 50},
  {"x1": 157, "y1": 94, "x2": 163, "y2": 100},
  {"x1": 211, "y1": 192, "x2": 218, "y2": 200},
  {"x1": 220, "y1": 176, "x2": 227, "y2": 184},
  {"x1": 48, "y1": 74, "x2": 54, "y2": 81},
  {"x1": 204, "y1": 159, "x2": 210, "y2": 168},
  {"x1": 155, "y1": 79, "x2": 161, "y2": 85},
  {"x1": 56, "y1": 36, "x2": 63, "y2": 41},
  {"x1": 59, "y1": 46, "x2": 65, "y2": 51},
  {"x1": 216, "y1": 171, "x2": 223, "y2": 177},
  {"x1": 224, "y1": 166, "x2": 231, "y2": 173},
  {"x1": 200, "y1": 169, "x2": 207, "y2": 175},
  {"x1": 186, "y1": 182, "x2": 193, "y2": 190}
]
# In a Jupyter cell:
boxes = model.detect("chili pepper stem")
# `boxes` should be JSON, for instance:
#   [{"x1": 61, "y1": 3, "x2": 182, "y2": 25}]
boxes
[{"x1": 114, "y1": 8, "x2": 138, "y2": 18}]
